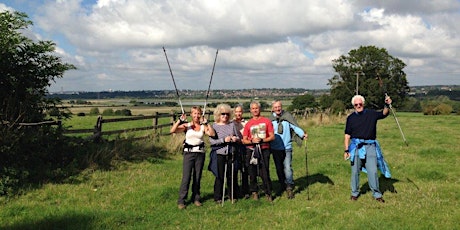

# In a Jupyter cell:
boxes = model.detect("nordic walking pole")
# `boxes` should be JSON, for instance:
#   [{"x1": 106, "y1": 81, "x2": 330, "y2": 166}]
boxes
[
  {"x1": 231, "y1": 149, "x2": 235, "y2": 204},
  {"x1": 163, "y1": 47, "x2": 185, "y2": 115},
  {"x1": 377, "y1": 75, "x2": 409, "y2": 146},
  {"x1": 304, "y1": 139, "x2": 310, "y2": 200},
  {"x1": 222, "y1": 148, "x2": 228, "y2": 207},
  {"x1": 203, "y1": 49, "x2": 219, "y2": 116}
]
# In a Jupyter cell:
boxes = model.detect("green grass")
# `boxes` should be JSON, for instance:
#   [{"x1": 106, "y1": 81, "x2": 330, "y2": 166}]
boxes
[{"x1": 1, "y1": 113, "x2": 459, "y2": 229}]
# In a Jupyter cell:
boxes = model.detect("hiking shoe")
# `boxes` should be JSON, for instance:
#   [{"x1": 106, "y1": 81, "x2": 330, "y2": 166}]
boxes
[
  {"x1": 178, "y1": 204, "x2": 186, "y2": 210},
  {"x1": 251, "y1": 192, "x2": 259, "y2": 200},
  {"x1": 286, "y1": 188, "x2": 295, "y2": 199},
  {"x1": 376, "y1": 197, "x2": 385, "y2": 203},
  {"x1": 350, "y1": 196, "x2": 358, "y2": 201},
  {"x1": 194, "y1": 201, "x2": 202, "y2": 207}
]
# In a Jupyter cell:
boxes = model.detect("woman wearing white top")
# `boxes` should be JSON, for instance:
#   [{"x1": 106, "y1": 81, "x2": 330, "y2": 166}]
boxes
[{"x1": 171, "y1": 106, "x2": 215, "y2": 210}]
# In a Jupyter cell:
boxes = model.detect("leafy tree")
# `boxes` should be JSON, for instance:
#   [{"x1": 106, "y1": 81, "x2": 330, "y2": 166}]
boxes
[
  {"x1": 288, "y1": 94, "x2": 318, "y2": 111},
  {"x1": 330, "y1": 100, "x2": 346, "y2": 114},
  {"x1": 1, "y1": 11, "x2": 76, "y2": 124},
  {"x1": 329, "y1": 45, "x2": 409, "y2": 109},
  {"x1": 0, "y1": 11, "x2": 76, "y2": 195},
  {"x1": 318, "y1": 94, "x2": 334, "y2": 110}
]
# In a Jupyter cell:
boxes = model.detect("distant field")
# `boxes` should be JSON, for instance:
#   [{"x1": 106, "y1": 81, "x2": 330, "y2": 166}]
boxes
[{"x1": 63, "y1": 98, "x2": 293, "y2": 116}]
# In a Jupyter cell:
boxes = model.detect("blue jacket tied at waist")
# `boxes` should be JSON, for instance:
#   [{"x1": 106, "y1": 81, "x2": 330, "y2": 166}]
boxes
[{"x1": 349, "y1": 138, "x2": 391, "y2": 178}]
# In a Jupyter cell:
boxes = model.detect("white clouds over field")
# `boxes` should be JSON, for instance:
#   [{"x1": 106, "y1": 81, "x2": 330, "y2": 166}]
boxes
[{"x1": 1, "y1": 0, "x2": 459, "y2": 91}]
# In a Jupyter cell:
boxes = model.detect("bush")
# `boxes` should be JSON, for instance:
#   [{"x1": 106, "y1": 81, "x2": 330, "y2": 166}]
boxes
[
  {"x1": 102, "y1": 108, "x2": 115, "y2": 116},
  {"x1": 114, "y1": 109, "x2": 132, "y2": 116},
  {"x1": 436, "y1": 103, "x2": 453, "y2": 115},
  {"x1": 423, "y1": 103, "x2": 452, "y2": 115},
  {"x1": 330, "y1": 100, "x2": 346, "y2": 114},
  {"x1": 77, "y1": 112, "x2": 86, "y2": 116},
  {"x1": 89, "y1": 108, "x2": 100, "y2": 115}
]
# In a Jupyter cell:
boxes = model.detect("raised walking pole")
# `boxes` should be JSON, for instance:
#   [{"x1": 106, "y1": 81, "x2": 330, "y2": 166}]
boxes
[
  {"x1": 203, "y1": 49, "x2": 219, "y2": 116},
  {"x1": 377, "y1": 74, "x2": 409, "y2": 146},
  {"x1": 163, "y1": 47, "x2": 185, "y2": 115}
]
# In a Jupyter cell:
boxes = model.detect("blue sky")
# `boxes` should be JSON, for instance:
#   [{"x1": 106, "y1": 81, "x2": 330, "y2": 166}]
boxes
[{"x1": 1, "y1": 0, "x2": 459, "y2": 92}]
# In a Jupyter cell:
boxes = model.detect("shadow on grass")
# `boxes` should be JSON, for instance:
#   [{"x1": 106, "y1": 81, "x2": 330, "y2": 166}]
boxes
[
  {"x1": 359, "y1": 176, "x2": 400, "y2": 195},
  {"x1": 292, "y1": 173, "x2": 335, "y2": 197},
  {"x1": 1, "y1": 213, "x2": 96, "y2": 230}
]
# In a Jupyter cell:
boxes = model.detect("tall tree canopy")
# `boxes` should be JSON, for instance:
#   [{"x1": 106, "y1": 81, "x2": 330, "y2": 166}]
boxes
[
  {"x1": 328, "y1": 45, "x2": 409, "y2": 109},
  {"x1": 0, "y1": 11, "x2": 76, "y2": 124}
]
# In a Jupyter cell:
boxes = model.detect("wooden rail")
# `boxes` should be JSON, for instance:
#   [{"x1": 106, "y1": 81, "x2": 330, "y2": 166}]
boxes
[{"x1": 3, "y1": 109, "x2": 313, "y2": 142}]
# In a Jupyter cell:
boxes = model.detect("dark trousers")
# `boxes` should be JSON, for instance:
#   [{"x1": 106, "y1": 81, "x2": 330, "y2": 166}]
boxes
[
  {"x1": 178, "y1": 151, "x2": 205, "y2": 205},
  {"x1": 246, "y1": 148, "x2": 272, "y2": 196},
  {"x1": 214, "y1": 154, "x2": 239, "y2": 201},
  {"x1": 272, "y1": 149, "x2": 287, "y2": 190},
  {"x1": 238, "y1": 146, "x2": 249, "y2": 197}
]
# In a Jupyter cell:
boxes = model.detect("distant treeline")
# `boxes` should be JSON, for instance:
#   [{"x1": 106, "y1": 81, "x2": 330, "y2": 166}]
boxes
[
  {"x1": 47, "y1": 86, "x2": 460, "y2": 101},
  {"x1": 423, "y1": 89, "x2": 460, "y2": 101}
]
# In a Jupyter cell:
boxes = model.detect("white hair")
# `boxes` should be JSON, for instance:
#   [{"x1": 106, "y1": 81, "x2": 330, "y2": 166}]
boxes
[{"x1": 351, "y1": 95, "x2": 365, "y2": 105}]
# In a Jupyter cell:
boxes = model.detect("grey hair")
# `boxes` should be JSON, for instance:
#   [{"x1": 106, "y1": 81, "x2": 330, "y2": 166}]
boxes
[
  {"x1": 351, "y1": 95, "x2": 365, "y2": 105},
  {"x1": 250, "y1": 101, "x2": 261, "y2": 108},
  {"x1": 234, "y1": 104, "x2": 244, "y2": 112}
]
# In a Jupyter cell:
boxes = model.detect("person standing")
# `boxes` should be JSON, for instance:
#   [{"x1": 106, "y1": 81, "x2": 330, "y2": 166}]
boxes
[
  {"x1": 170, "y1": 106, "x2": 215, "y2": 210},
  {"x1": 270, "y1": 100, "x2": 308, "y2": 199},
  {"x1": 232, "y1": 104, "x2": 249, "y2": 199},
  {"x1": 242, "y1": 101, "x2": 275, "y2": 202},
  {"x1": 344, "y1": 95, "x2": 392, "y2": 203},
  {"x1": 208, "y1": 104, "x2": 241, "y2": 204}
]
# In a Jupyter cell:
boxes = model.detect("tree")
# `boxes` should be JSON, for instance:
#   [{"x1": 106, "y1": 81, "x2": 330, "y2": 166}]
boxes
[
  {"x1": 1, "y1": 11, "x2": 76, "y2": 124},
  {"x1": 329, "y1": 46, "x2": 409, "y2": 109},
  {"x1": 1, "y1": 11, "x2": 76, "y2": 195},
  {"x1": 288, "y1": 94, "x2": 318, "y2": 111}
]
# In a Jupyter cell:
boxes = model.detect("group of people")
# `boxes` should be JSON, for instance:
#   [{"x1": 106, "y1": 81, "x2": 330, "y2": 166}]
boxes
[{"x1": 170, "y1": 95, "x2": 392, "y2": 209}]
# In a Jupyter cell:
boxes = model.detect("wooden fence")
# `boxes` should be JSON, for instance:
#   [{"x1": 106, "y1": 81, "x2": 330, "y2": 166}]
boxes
[{"x1": 2, "y1": 109, "x2": 314, "y2": 142}]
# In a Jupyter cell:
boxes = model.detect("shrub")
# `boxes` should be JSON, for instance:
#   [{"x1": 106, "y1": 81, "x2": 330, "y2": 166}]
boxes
[
  {"x1": 423, "y1": 103, "x2": 452, "y2": 115},
  {"x1": 435, "y1": 103, "x2": 453, "y2": 115},
  {"x1": 89, "y1": 108, "x2": 100, "y2": 115},
  {"x1": 102, "y1": 108, "x2": 115, "y2": 116}
]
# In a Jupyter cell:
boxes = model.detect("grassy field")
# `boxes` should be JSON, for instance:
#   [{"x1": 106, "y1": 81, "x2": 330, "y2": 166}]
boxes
[{"x1": 1, "y1": 112, "x2": 459, "y2": 229}]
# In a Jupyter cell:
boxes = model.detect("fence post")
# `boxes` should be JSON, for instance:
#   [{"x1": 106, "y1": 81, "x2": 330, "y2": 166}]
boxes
[
  {"x1": 92, "y1": 115, "x2": 103, "y2": 143},
  {"x1": 153, "y1": 112, "x2": 161, "y2": 136}
]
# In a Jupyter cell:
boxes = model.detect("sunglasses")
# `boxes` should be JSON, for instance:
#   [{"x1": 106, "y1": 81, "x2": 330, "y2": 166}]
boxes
[
  {"x1": 354, "y1": 103, "x2": 363, "y2": 107},
  {"x1": 221, "y1": 113, "x2": 230, "y2": 116}
]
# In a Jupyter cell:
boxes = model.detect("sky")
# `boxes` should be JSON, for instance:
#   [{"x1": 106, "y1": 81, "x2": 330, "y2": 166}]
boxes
[{"x1": 1, "y1": 0, "x2": 459, "y2": 92}]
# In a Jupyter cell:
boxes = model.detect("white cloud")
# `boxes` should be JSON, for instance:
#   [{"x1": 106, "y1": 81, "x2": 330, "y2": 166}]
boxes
[{"x1": 3, "y1": 0, "x2": 460, "y2": 91}]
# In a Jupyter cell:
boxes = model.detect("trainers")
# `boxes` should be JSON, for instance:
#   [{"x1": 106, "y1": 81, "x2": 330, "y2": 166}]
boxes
[
  {"x1": 251, "y1": 192, "x2": 259, "y2": 200},
  {"x1": 350, "y1": 196, "x2": 358, "y2": 201},
  {"x1": 376, "y1": 197, "x2": 385, "y2": 203},
  {"x1": 178, "y1": 204, "x2": 186, "y2": 210},
  {"x1": 286, "y1": 188, "x2": 295, "y2": 199},
  {"x1": 194, "y1": 201, "x2": 202, "y2": 207}
]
